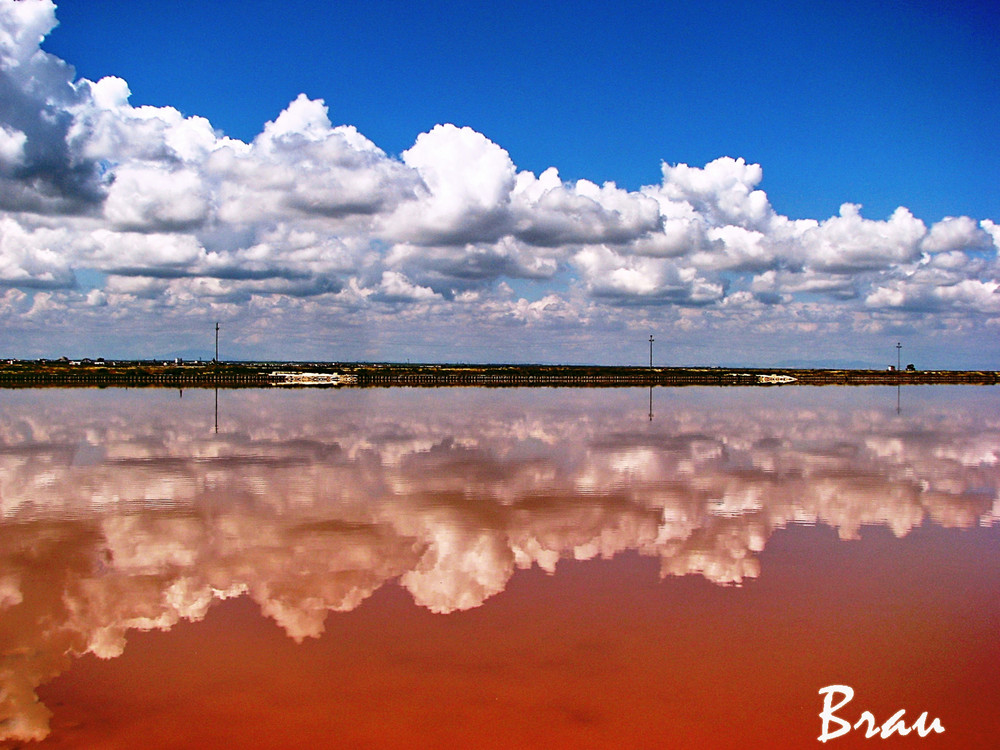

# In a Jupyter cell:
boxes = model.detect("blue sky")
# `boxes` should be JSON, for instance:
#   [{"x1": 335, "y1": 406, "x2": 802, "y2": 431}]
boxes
[
  {"x1": 44, "y1": 0, "x2": 999, "y2": 221},
  {"x1": 1, "y1": 0, "x2": 998, "y2": 366}
]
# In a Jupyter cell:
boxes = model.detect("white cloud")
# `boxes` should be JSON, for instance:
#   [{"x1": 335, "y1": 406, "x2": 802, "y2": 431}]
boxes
[
  {"x1": 698, "y1": 225, "x2": 773, "y2": 271},
  {"x1": 511, "y1": 168, "x2": 662, "y2": 247},
  {"x1": 375, "y1": 270, "x2": 440, "y2": 302},
  {"x1": 87, "y1": 228, "x2": 207, "y2": 274},
  {"x1": 0, "y1": 1, "x2": 996, "y2": 362},
  {"x1": 0, "y1": 216, "x2": 74, "y2": 287},
  {"x1": 388, "y1": 123, "x2": 516, "y2": 245},
  {"x1": 70, "y1": 76, "x2": 224, "y2": 165},
  {"x1": 217, "y1": 94, "x2": 419, "y2": 223},
  {"x1": 0, "y1": 122, "x2": 26, "y2": 166},
  {"x1": 0, "y1": 0, "x2": 56, "y2": 65},
  {"x1": 866, "y1": 277, "x2": 1000, "y2": 314},
  {"x1": 921, "y1": 215, "x2": 992, "y2": 254},
  {"x1": 104, "y1": 165, "x2": 210, "y2": 231},
  {"x1": 653, "y1": 156, "x2": 773, "y2": 230},
  {"x1": 981, "y1": 220, "x2": 1000, "y2": 250},
  {"x1": 574, "y1": 244, "x2": 724, "y2": 304},
  {"x1": 795, "y1": 203, "x2": 926, "y2": 272},
  {"x1": 385, "y1": 236, "x2": 560, "y2": 292}
]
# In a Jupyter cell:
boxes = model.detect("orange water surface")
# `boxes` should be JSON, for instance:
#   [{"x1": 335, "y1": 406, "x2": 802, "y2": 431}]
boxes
[
  {"x1": 1, "y1": 386, "x2": 997, "y2": 748},
  {"x1": 24, "y1": 525, "x2": 998, "y2": 749}
]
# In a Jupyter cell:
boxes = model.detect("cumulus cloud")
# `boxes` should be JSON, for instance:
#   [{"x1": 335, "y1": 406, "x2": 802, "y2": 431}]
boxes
[
  {"x1": 373, "y1": 270, "x2": 440, "y2": 302},
  {"x1": 388, "y1": 123, "x2": 516, "y2": 246},
  {"x1": 71, "y1": 76, "x2": 222, "y2": 165},
  {"x1": 215, "y1": 94, "x2": 420, "y2": 224},
  {"x1": 796, "y1": 203, "x2": 927, "y2": 272},
  {"x1": 0, "y1": 0, "x2": 997, "y2": 361},
  {"x1": 653, "y1": 156, "x2": 772, "y2": 230},
  {"x1": 574, "y1": 244, "x2": 724, "y2": 305},
  {"x1": 511, "y1": 167, "x2": 662, "y2": 247},
  {"x1": 866, "y1": 277, "x2": 1000, "y2": 314},
  {"x1": 0, "y1": 0, "x2": 107, "y2": 213},
  {"x1": 0, "y1": 216, "x2": 74, "y2": 287},
  {"x1": 920, "y1": 215, "x2": 993, "y2": 255},
  {"x1": 103, "y1": 165, "x2": 210, "y2": 232},
  {"x1": 0, "y1": 122, "x2": 26, "y2": 165}
]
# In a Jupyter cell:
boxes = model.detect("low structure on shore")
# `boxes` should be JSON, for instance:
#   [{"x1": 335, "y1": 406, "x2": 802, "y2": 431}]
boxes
[{"x1": 269, "y1": 371, "x2": 356, "y2": 385}]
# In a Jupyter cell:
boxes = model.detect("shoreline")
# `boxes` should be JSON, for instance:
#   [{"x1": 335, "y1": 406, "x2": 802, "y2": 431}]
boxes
[{"x1": 1, "y1": 360, "x2": 998, "y2": 388}]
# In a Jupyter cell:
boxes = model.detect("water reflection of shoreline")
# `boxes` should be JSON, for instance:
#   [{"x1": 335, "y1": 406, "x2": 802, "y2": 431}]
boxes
[{"x1": 1, "y1": 387, "x2": 998, "y2": 741}]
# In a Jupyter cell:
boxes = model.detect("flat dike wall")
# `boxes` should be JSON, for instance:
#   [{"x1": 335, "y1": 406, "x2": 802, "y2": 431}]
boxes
[
  {"x1": 0, "y1": 365, "x2": 271, "y2": 388},
  {"x1": 349, "y1": 366, "x2": 1000, "y2": 387},
  {"x1": 1, "y1": 363, "x2": 998, "y2": 388}
]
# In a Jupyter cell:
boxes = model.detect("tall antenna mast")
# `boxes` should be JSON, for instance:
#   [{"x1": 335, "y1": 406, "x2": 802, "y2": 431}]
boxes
[
  {"x1": 648, "y1": 334, "x2": 654, "y2": 368},
  {"x1": 215, "y1": 322, "x2": 220, "y2": 362}
]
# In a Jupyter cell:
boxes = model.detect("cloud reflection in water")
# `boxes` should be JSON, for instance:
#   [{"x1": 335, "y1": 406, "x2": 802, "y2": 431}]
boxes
[{"x1": 0, "y1": 386, "x2": 997, "y2": 741}]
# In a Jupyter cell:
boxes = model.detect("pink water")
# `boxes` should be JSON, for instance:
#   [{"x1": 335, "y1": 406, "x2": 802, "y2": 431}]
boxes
[{"x1": 1, "y1": 386, "x2": 997, "y2": 748}]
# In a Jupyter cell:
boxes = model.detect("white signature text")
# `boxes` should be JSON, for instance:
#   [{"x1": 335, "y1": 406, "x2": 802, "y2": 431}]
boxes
[{"x1": 818, "y1": 685, "x2": 945, "y2": 742}]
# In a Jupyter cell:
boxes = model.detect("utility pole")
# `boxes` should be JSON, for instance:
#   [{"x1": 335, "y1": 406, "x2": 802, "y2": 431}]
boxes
[
  {"x1": 896, "y1": 341, "x2": 901, "y2": 371},
  {"x1": 215, "y1": 322, "x2": 220, "y2": 362},
  {"x1": 649, "y1": 334, "x2": 654, "y2": 368}
]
